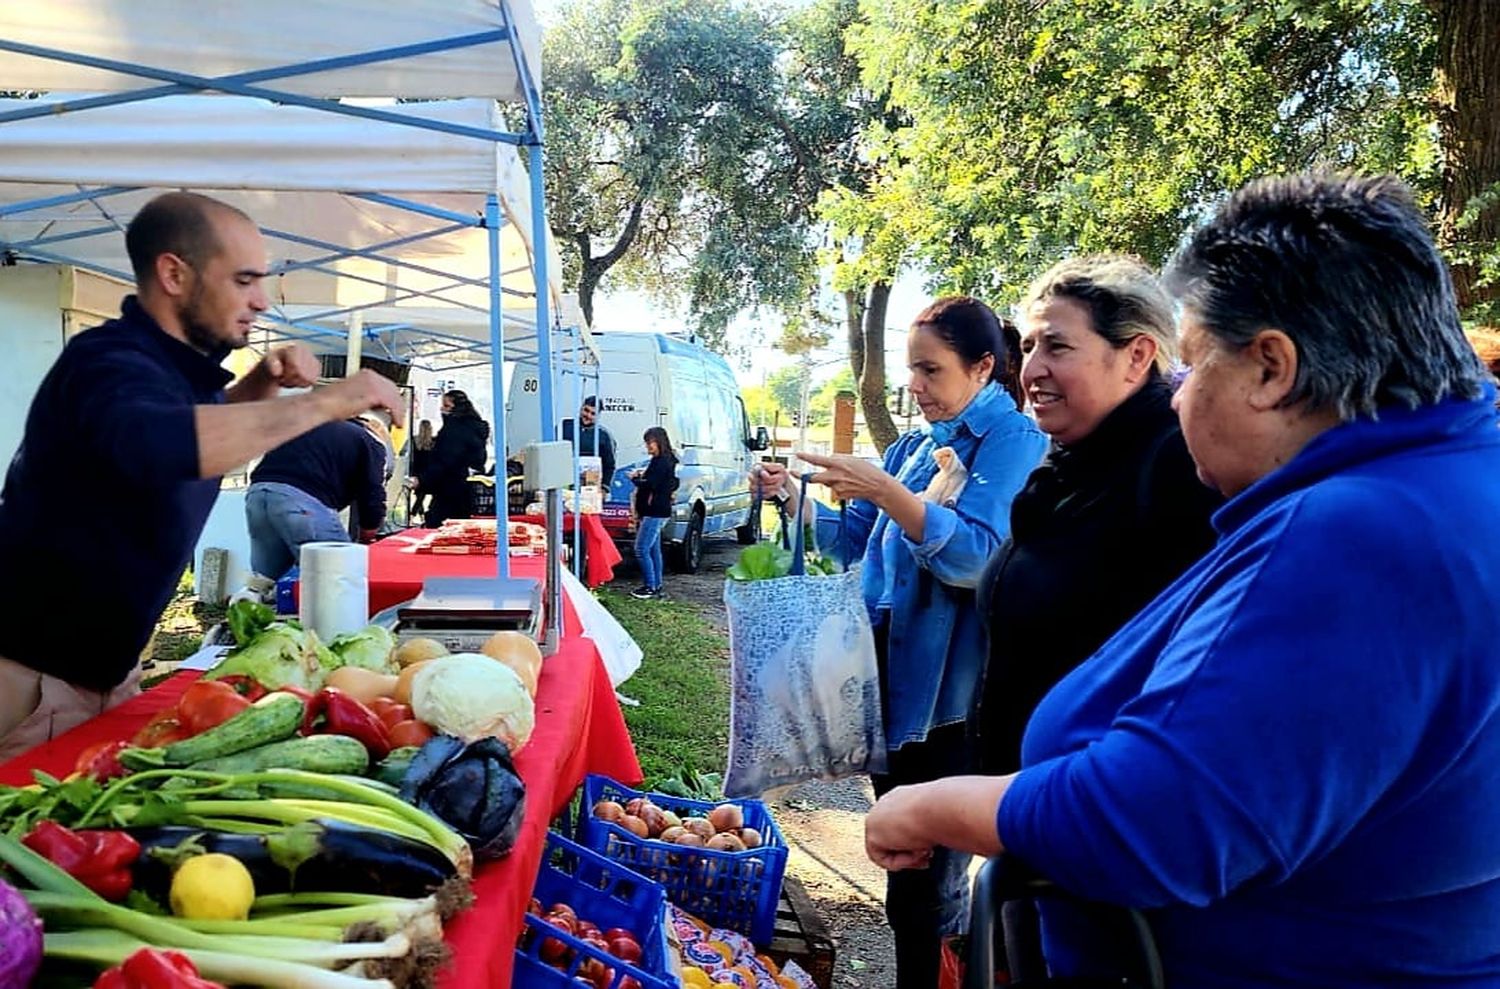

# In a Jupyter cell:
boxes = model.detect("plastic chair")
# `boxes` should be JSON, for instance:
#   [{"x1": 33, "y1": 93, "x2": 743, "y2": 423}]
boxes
[{"x1": 963, "y1": 855, "x2": 1164, "y2": 989}]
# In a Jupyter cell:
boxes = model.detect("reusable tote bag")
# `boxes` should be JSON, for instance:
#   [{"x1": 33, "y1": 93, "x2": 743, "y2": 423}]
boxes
[{"x1": 722, "y1": 477, "x2": 887, "y2": 797}]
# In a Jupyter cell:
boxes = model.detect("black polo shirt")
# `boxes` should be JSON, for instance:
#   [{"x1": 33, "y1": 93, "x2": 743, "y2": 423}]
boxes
[{"x1": 0, "y1": 296, "x2": 233, "y2": 690}]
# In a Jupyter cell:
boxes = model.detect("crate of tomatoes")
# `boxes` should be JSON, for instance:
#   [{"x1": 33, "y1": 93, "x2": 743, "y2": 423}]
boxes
[{"x1": 515, "y1": 832, "x2": 675, "y2": 989}]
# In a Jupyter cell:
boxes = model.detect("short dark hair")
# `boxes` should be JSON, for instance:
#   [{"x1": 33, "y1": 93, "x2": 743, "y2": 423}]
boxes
[
  {"x1": 912, "y1": 296, "x2": 1024, "y2": 406},
  {"x1": 581, "y1": 396, "x2": 599, "y2": 410},
  {"x1": 1165, "y1": 173, "x2": 1489, "y2": 420},
  {"x1": 124, "y1": 192, "x2": 252, "y2": 286}
]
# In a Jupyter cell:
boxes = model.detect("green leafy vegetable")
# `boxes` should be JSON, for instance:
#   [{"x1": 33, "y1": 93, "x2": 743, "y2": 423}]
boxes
[
  {"x1": 326, "y1": 625, "x2": 398, "y2": 674},
  {"x1": 727, "y1": 542, "x2": 794, "y2": 581},
  {"x1": 205, "y1": 623, "x2": 338, "y2": 692},
  {"x1": 225, "y1": 600, "x2": 276, "y2": 648}
]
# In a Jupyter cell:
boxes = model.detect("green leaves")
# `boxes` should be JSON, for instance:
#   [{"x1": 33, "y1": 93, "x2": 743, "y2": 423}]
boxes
[{"x1": 726, "y1": 542, "x2": 794, "y2": 582}]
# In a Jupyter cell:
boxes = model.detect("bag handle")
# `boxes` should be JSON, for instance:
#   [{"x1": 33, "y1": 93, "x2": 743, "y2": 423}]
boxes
[{"x1": 789, "y1": 472, "x2": 812, "y2": 577}]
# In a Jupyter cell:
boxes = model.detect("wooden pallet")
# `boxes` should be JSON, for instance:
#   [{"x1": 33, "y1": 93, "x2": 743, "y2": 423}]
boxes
[{"x1": 763, "y1": 875, "x2": 836, "y2": 989}]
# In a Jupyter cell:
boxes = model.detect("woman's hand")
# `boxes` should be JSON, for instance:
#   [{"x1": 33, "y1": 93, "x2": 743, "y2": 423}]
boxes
[
  {"x1": 798, "y1": 451, "x2": 926, "y2": 540},
  {"x1": 796, "y1": 452, "x2": 896, "y2": 505},
  {"x1": 750, "y1": 461, "x2": 793, "y2": 500},
  {"x1": 865, "y1": 782, "x2": 938, "y2": 871}
]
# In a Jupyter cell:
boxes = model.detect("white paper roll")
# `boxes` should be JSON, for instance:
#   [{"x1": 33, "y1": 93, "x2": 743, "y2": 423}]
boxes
[{"x1": 299, "y1": 542, "x2": 369, "y2": 642}]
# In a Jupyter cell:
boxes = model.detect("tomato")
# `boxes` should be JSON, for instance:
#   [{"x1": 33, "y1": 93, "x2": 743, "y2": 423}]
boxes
[
  {"x1": 212, "y1": 675, "x2": 267, "y2": 701},
  {"x1": 73, "y1": 740, "x2": 130, "y2": 781},
  {"x1": 131, "y1": 709, "x2": 192, "y2": 748},
  {"x1": 177, "y1": 681, "x2": 251, "y2": 736},
  {"x1": 367, "y1": 698, "x2": 414, "y2": 729},
  {"x1": 387, "y1": 719, "x2": 435, "y2": 748}
]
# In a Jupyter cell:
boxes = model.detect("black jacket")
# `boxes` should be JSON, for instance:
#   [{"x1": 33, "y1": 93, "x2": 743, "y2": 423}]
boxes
[
  {"x1": 632, "y1": 454, "x2": 678, "y2": 518},
  {"x1": 562, "y1": 419, "x2": 617, "y2": 489},
  {"x1": 978, "y1": 377, "x2": 1222, "y2": 773},
  {"x1": 251, "y1": 420, "x2": 387, "y2": 526},
  {"x1": 420, "y1": 413, "x2": 490, "y2": 524}
]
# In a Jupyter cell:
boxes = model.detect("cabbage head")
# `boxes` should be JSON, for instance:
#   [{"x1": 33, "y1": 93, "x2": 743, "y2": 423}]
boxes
[
  {"x1": 206, "y1": 622, "x2": 338, "y2": 691},
  {"x1": 327, "y1": 625, "x2": 398, "y2": 674}
]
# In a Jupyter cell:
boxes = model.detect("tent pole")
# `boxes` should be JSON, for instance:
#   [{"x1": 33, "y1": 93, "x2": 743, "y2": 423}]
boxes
[
  {"x1": 485, "y1": 193, "x2": 510, "y2": 582},
  {"x1": 528, "y1": 141, "x2": 562, "y2": 651}
]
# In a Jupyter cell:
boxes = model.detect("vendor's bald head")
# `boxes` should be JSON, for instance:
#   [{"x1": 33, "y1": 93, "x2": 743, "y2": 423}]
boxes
[{"x1": 125, "y1": 192, "x2": 269, "y2": 353}]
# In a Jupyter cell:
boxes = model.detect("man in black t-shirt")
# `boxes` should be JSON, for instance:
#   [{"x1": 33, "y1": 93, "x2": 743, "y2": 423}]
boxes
[
  {"x1": 561, "y1": 396, "x2": 617, "y2": 493},
  {"x1": 0, "y1": 191, "x2": 404, "y2": 762}
]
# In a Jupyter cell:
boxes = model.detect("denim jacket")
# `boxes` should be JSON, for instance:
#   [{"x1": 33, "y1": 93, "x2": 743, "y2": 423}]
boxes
[{"x1": 814, "y1": 384, "x2": 1048, "y2": 749}]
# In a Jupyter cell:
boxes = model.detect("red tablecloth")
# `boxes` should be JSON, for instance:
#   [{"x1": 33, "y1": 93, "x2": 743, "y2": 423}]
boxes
[
  {"x1": 0, "y1": 564, "x2": 643, "y2": 989},
  {"x1": 369, "y1": 520, "x2": 620, "y2": 615},
  {"x1": 515, "y1": 513, "x2": 623, "y2": 590}
]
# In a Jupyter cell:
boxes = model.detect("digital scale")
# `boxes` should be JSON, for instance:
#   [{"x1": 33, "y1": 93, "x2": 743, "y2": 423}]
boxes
[{"x1": 391, "y1": 576, "x2": 544, "y2": 654}]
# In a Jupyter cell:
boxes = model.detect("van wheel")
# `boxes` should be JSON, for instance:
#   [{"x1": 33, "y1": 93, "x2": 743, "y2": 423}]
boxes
[
  {"x1": 736, "y1": 505, "x2": 761, "y2": 545},
  {"x1": 674, "y1": 509, "x2": 705, "y2": 574}
]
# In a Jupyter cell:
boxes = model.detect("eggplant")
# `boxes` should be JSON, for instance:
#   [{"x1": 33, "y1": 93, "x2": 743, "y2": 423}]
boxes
[
  {"x1": 127, "y1": 820, "x2": 456, "y2": 902},
  {"x1": 400, "y1": 736, "x2": 525, "y2": 861}
]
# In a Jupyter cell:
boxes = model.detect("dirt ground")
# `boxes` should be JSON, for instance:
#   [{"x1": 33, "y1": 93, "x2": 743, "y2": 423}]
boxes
[{"x1": 624, "y1": 538, "x2": 899, "y2": 989}]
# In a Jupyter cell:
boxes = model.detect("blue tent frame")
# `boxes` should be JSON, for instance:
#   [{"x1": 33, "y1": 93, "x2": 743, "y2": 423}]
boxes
[{"x1": 0, "y1": 1, "x2": 574, "y2": 624}]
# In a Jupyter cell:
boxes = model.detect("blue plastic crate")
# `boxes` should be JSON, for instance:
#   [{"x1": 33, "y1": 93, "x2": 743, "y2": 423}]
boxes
[
  {"x1": 575, "y1": 774, "x2": 789, "y2": 946},
  {"x1": 514, "y1": 832, "x2": 675, "y2": 989}
]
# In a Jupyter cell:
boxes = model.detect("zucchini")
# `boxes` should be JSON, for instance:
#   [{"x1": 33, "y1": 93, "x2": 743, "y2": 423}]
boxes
[
  {"x1": 122, "y1": 692, "x2": 306, "y2": 770},
  {"x1": 187, "y1": 735, "x2": 369, "y2": 776}
]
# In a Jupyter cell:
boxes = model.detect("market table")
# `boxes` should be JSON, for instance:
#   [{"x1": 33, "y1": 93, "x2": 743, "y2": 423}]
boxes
[
  {"x1": 370, "y1": 522, "x2": 621, "y2": 614},
  {"x1": 0, "y1": 555, "x2": 643, "y2": 989},
  {"x1": 514, "y1": 513, "x2": 623, "y2": 591}
]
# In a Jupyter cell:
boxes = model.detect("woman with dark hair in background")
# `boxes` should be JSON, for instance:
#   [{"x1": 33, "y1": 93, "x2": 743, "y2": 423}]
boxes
[
  {"x1": 414, "y1": 390, "x2": 490, "y2": 527},
  {"x1": 754, "y1": 296, "x2": 1048, "y2": 989},
  {"x1": 630, "y1": 426, "x2": 679, "y2": 599},
  {"x1": 410, "y1": 418, "x2": 435, "y2": 517}
]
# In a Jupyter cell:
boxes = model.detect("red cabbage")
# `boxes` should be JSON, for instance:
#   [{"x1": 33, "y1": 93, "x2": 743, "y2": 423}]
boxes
[{"x1": 0, "y1": 877, "x2": 41, "y2": 989}]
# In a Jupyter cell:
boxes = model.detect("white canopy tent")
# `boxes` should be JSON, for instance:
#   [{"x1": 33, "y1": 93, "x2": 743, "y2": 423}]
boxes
[
  {"x1": 0, "y1": 0, "x2": 580, "y2": 639},
  {"x1": 0, "y1": 94, "x2": 590, "y2": 368}
]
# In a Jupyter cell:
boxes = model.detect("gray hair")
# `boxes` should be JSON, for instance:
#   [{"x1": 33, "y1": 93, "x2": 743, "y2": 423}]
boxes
[
  {"x1": 1164, "y1": 172, "x2": 1489, "y2": 421},
  {"x1": 1020, "y1": 255, "x2": 1177, "y2": 373}
]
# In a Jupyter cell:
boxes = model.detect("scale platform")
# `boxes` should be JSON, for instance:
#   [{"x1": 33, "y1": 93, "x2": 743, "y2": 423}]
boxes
[{"x1": 393, "y1": 576, "x2": 543, "y2": 653}]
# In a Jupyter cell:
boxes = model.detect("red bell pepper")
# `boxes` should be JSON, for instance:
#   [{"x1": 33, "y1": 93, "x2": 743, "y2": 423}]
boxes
[
  {"x1": 304, "y1": 688, "x2": 392, "y2": 759},
  {"x1": 73, "y1": 740, "x2": 130, "y2": 781},
  {"x1": 23, "y1": 821, "x2": 139, "y2": 901},
  {"x1": 94, "y1": 948, "x2": 226, "y2": 989}
]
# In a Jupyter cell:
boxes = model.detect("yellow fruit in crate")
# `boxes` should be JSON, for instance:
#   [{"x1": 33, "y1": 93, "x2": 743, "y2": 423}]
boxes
[
  {"x1": 681, "y1": 968, "x2": 714, "y2": 988},
  {"x1": 170, "y1": 854, "x2": 255, "y2": 920}
]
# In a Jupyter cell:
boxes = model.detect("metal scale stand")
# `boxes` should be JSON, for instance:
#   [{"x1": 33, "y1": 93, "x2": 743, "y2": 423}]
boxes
[{"x1": 391, "y1": 442, "x2": 571, "y2": 656}]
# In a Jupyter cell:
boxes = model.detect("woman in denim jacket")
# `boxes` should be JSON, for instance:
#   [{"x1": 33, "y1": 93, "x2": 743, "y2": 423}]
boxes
[{"x1": 755, "y1": 296, "x2": 1047, "y2": 988}]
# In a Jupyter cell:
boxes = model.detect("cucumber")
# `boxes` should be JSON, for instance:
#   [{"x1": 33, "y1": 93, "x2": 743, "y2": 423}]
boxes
[
  {"x1": 187, "y1": 734, "x2": 370, "y2": 776},
  {"x1": 143, "y1": 692, "x2": 305, "y2": 767}
]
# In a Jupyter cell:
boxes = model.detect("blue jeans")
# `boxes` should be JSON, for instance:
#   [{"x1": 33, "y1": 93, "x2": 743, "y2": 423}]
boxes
[
  {"x1": 246, "y1": 482, "x2": 349, "y2": 580},
  {"x1": 634, "y1": 516, "x2": 668, "y2": 590}
]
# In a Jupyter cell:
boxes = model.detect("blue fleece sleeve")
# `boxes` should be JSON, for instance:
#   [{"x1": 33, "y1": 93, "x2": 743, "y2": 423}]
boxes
[
  {"x1": 996, "y1": 484, "x2": 1462, "y2": 908},
  {"x1": 68, "y1": 349, "x2": 201, "y2": 484},
  {"x1": 902, "y1": 425, "x2": 1048, "y2": 587}
]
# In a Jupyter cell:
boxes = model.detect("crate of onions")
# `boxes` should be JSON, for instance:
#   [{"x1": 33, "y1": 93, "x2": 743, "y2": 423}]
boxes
[{"x1": 576, "y1": 774, "x2": 789, "y2": 946}]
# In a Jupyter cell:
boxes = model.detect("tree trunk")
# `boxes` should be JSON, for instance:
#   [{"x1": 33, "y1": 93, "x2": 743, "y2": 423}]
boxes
[
  {"x1": 576, "y1": 263, "x2": 600, "y2": 328},
  {"x1": 844, "y1": 288, "x2": 866, "y2": 383},
  {"x1": 1431, "y1": 0, "x2": 1500, "y2": 310},
  {"x1": 860, "y1": 281, "x2": 901, "y2": 452}
]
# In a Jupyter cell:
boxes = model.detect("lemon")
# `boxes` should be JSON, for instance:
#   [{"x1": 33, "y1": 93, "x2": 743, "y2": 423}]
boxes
[{"x1": 170, "y1": 853, "x2": 256, "y2": 920}]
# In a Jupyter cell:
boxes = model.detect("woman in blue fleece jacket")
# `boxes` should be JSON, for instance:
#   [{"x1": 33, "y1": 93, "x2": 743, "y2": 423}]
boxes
[
  {"x1": 757, "y1": 296, "x2": 1047, "y2": 988},
  {"x1": 864, "y1": 173, "x2": 1500, "y2": 987}
]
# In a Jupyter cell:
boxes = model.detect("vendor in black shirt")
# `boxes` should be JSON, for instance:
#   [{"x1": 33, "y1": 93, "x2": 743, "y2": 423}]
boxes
[
  {"x1": 245, "y1": 417, "x2": 390, "y2": 580},
  {"x1": 561, "y1": 396, "x2": 617, "y2": 494},
  {"x1": 0, "y1": 191, "x2": 404, "y2": 763}
]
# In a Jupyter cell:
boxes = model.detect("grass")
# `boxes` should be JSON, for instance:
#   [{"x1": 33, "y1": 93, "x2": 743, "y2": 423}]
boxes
[
  {"x1": 144, "y1": 570, "x2": 226, "y2": 684},
  {"x1": 596, "y1": 587, "x2": 730, "y2": 788}
]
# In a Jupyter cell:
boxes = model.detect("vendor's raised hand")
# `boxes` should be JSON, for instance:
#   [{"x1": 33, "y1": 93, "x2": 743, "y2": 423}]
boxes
[
  {"x1": 797, "y1": 451, "x2": 896, "y2": 506},
  {"x1": 261, "y1": 343, "x2": 321, "y2": 388},
  {"x1": 328, "y1": 369, "x2": 406, "y2": 428},
  {"x1": 865, "y1": 783, "x2": 937, "y2": 872}
]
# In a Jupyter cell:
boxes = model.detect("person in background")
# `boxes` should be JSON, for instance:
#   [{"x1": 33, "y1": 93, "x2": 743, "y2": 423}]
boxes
[
  {"x1": 0, "y1": 191, "x2": 402, "y2": 763},
  {"x1": 413, "y1": 389, "x2": 490, "y2": 527},
  {"x1": 630, "y1": 426, "x2": 679, "y2": 599},
  {"x1": 244, "y1": 414, "x2": 390, "y2": 581},
  {"x1": 865, "y1": 173, "x2": 1500, "y2": 986},
  {"x1": 410, "y1": 418, "x2": 435, "y2": 516},
  {"x1": 562, "y1": 396, "x2": 617, "y2": 494},
  {"x1": 979, "y1": 256, "x2": 1221, "y2": 777},
  {"x1": 754, "y1": 296, "x2": 1048, "y2": 989}
]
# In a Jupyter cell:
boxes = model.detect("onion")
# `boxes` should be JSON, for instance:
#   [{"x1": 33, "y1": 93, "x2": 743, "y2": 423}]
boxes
[
  {"x1": 0, "y1": 877, "x2": 43, "y2": 989},
  {"x1": 707, "y1": 803, "x2": 744, "y2": 833}
]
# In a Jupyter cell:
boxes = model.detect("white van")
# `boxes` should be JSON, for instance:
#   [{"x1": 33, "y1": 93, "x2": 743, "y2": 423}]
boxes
[{"x1": 507, "y1": 332, "x2": 771, "y2": 572}]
